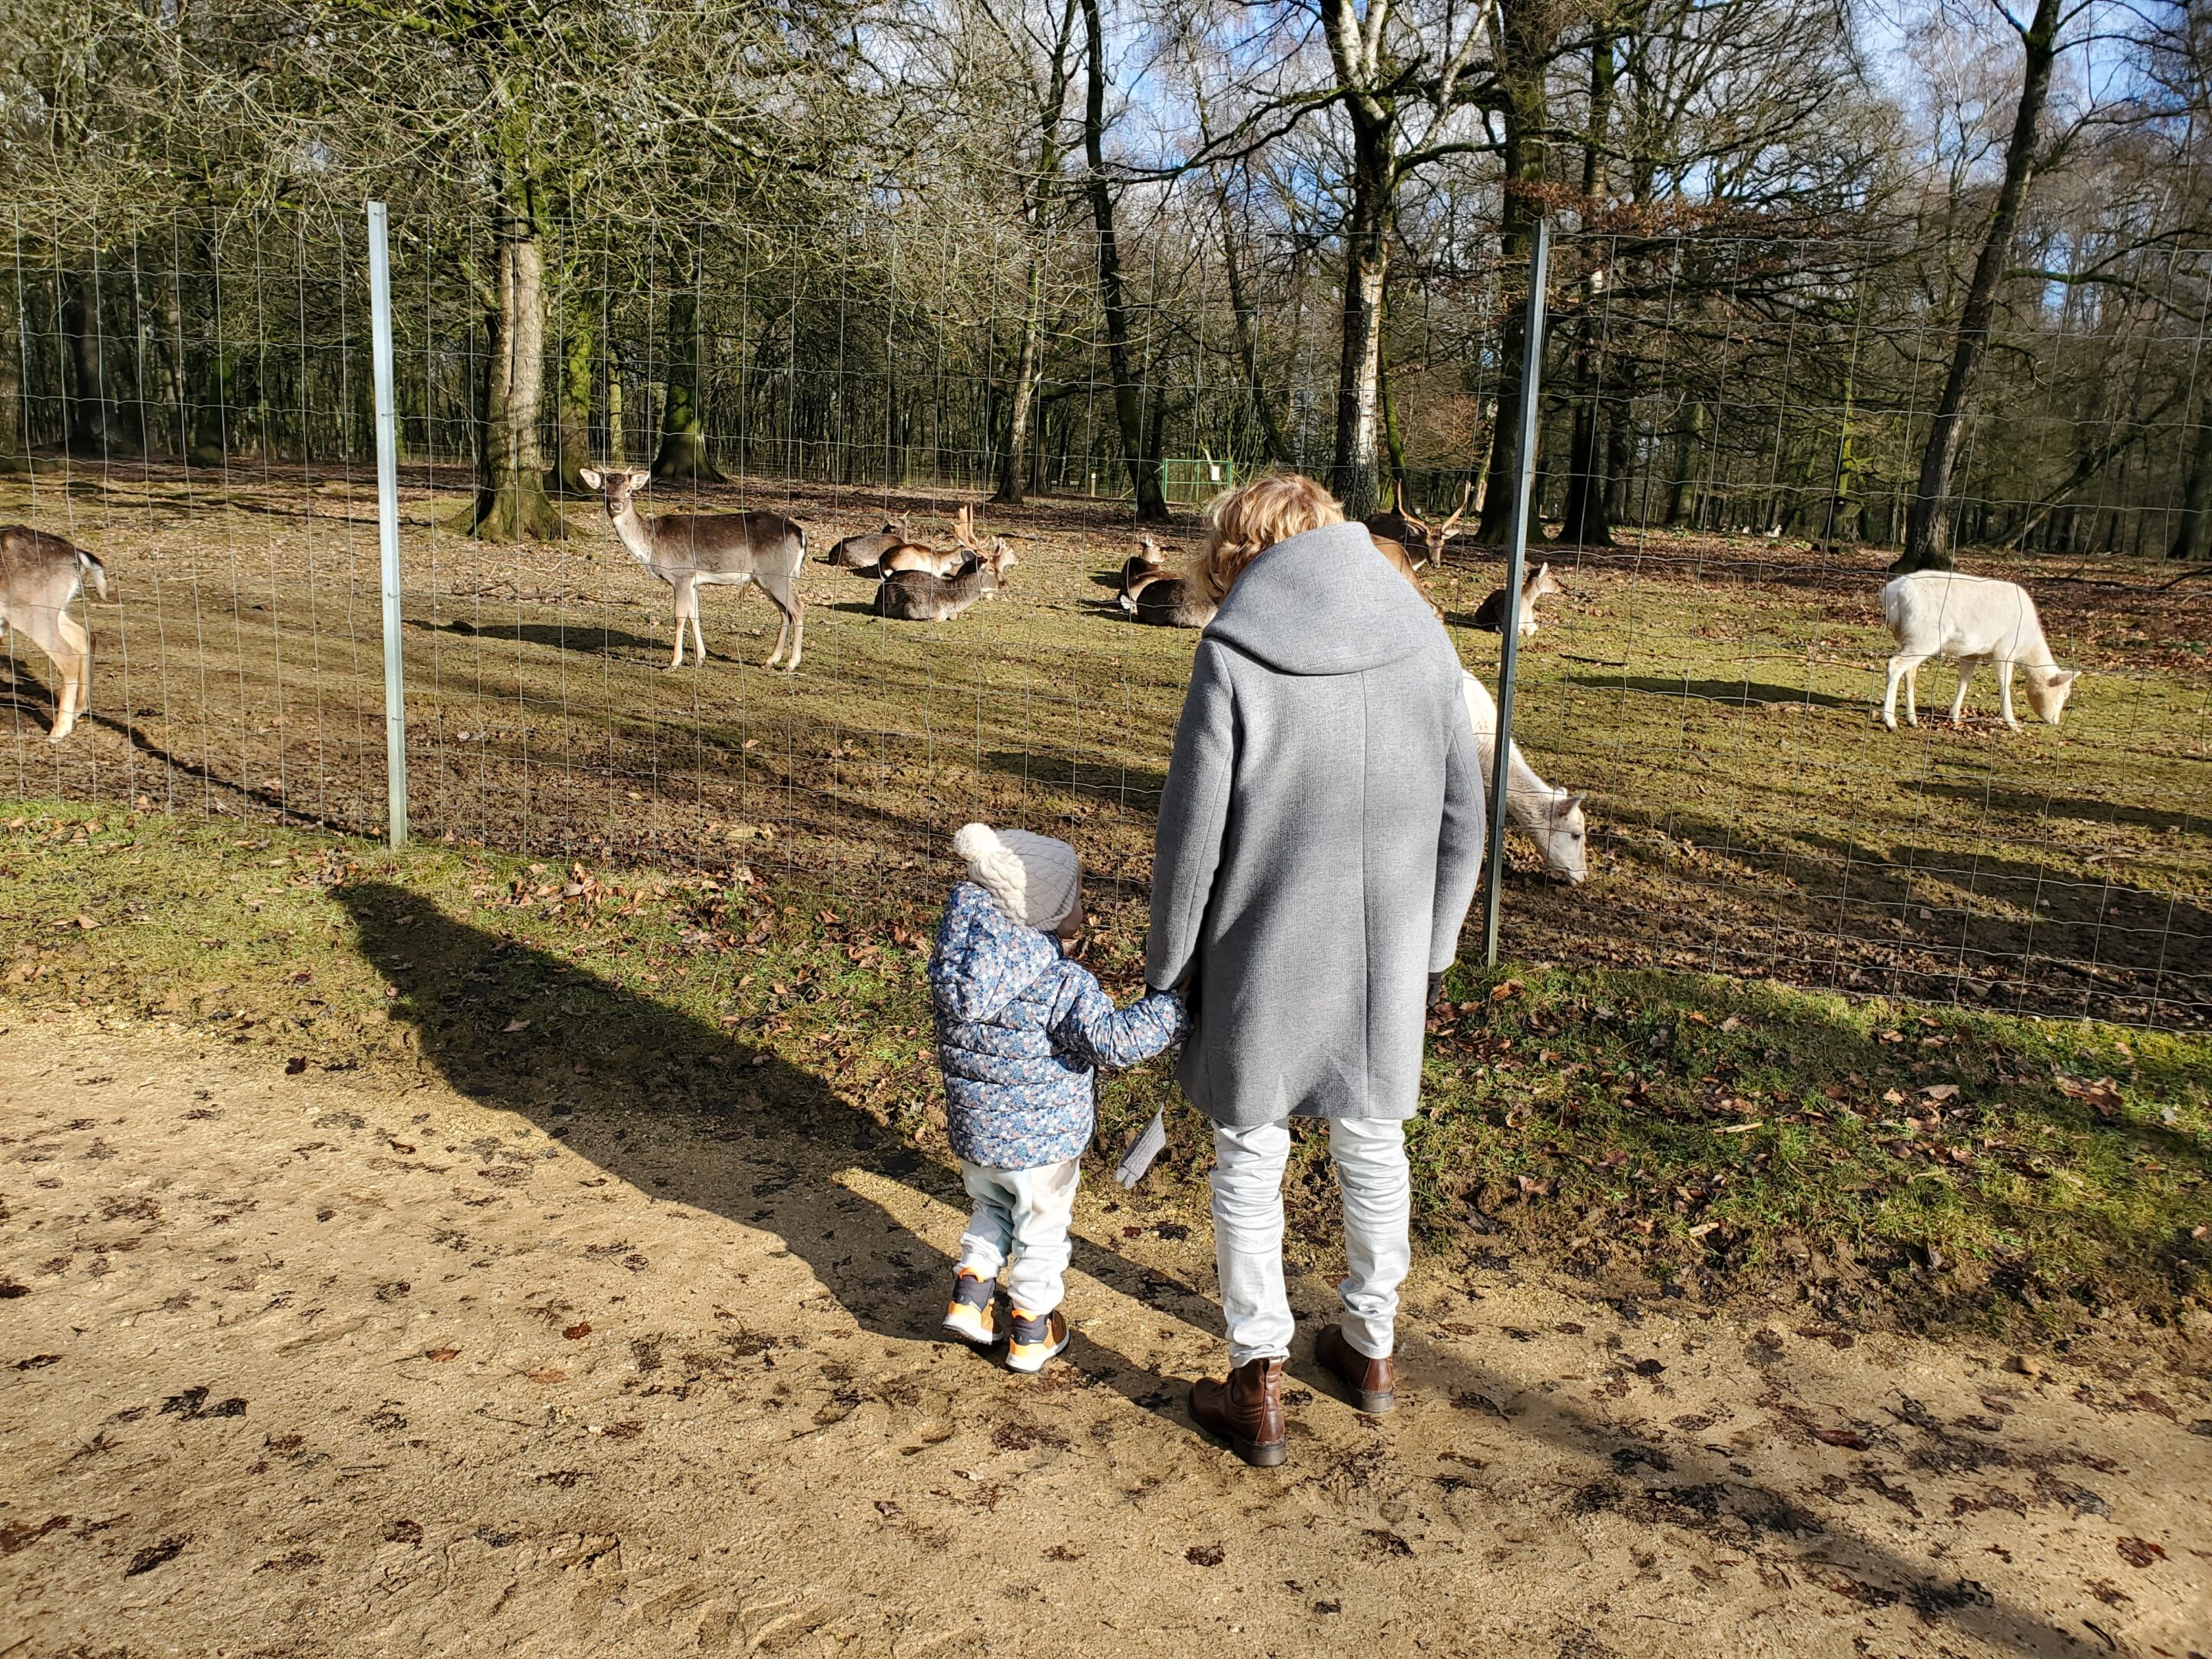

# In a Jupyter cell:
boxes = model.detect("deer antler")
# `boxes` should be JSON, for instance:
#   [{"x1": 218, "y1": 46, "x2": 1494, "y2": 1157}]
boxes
[
  {"x1": 951, "y1": 504, "x2": 980, "y2": 552},
  {"x1": 1439, "y1": 478, "x2": 1472, "y2": 538}
]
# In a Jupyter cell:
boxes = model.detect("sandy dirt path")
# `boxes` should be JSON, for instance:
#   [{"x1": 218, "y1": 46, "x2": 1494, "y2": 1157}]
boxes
[{"x1": 2, "y1": 1015, "x2": 2206, "y2": 1657}]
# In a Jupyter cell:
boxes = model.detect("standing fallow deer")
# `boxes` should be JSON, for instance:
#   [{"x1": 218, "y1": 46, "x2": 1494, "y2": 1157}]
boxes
[
  {"x1": 1, "y1": 525, "x2": 106, "y2": 742},
  {"x1": 578, "y1": 468, "x2": 806, "y2": 672}
]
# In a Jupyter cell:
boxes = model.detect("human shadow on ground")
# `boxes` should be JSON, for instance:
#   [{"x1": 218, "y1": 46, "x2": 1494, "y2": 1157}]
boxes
[
  {"x1": 341, "y1": 879, "x2": 2111, "y2": 1654},
  {"x1": 424, "y1": 618, "x2": 667, "y2": 656},
  {"x1": 337, "y1": 881, "x2": 1197, "y2": 1424},
  {"x1": 1906, "y1": 777, "x2": 2208, "y2": 839}
]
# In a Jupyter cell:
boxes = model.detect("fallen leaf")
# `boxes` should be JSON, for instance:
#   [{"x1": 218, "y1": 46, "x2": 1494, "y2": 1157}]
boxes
[
  {"x1": 2054, "y1": 1074, "x2": 2124, "y2": 1118},
  {"x1": 1922, "y1": 1083, "x2": 1961, "y2": 1102},
  {"x1": 562, "y1": 1323, "x2": 592, "y2": 1341},
  {"x1": 1813, "y1": 1427, "x2": 1869, "y2": 1450},
  {"x1": 525, "y1": 1366, "x2": 566, "y2": 1383},
  {"x1": 1489, "y1": 980, "x2": 1522, "y2": 1002},
  {"x1": 504, "y1": 1018, "x2": 531, "y2": 1033},
  {"x1": 2115, "y1": 1537, "x2": 2166, "y2": 1568},
  {"x1": 75, "y1": 914, "x2": 98, "y2": 930},
  {"x1": 1687, "y1": 1221, "x2": 1720, "y2": 1240},
  {"x1": 1883, "y1": 1088, "x2": 1906, "y2": 1106},
  {"x1": 424, "y1": 1346, "x2": 459, "y2": 1362},
  {"x1": 2004, "y1": 1353, "x2": 2047, "y2": 1379}
]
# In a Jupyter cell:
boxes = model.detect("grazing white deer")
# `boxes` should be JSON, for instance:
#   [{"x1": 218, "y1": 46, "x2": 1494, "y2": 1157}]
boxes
[
  {"x1": 1, "y1": 525, "x2": 106, "y2": 742},
  {"x1": 1880, "y1": 571, "x2": 2077, "y2": 732},
  {"x1": 578, "y1": 468, "x2": 806, "y2": 672},
  {"x1": 1472, "y1": 561, "x2": 1563, "y2": 638},
  {"x1": 1462, "y1": 671, "x2": 1588, "y2": 883}
]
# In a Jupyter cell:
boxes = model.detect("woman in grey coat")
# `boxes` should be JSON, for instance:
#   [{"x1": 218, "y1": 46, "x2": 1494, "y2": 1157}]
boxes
[{"x1": 1146, "y1": 473, "x2": 1487, "y2": 1466}]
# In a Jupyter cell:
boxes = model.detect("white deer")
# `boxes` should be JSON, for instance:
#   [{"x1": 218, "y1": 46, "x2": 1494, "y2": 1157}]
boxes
[
  {"x1": 1462, "y1": 672, "x2": 1588, "y2": 882},
  {"x1": 2, "y1": 526, "x2": 107, "y2": 741},
  {"x1": 1880, "y1": 572, "x2": 2077, "y2": 732}
]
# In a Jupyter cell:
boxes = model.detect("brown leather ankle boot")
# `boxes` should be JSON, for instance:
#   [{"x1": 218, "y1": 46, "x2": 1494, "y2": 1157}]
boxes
[
  {"x1": 1316, "y1": 1323, "x2": 1396, "y2": 1414},
  {"x1": 1190, "y1": 1356, "x2": 1287, "y2": 1467}
]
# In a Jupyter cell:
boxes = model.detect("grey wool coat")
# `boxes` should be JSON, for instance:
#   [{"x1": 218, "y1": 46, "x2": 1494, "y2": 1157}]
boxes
[{"x1": 1145, "y1": 522, "x2": 1488, "y2": 1127}]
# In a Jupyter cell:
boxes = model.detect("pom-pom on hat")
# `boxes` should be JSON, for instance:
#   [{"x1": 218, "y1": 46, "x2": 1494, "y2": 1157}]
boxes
[{"x1": 952, "y1": 822, "x2": 1081, "y2": 932}]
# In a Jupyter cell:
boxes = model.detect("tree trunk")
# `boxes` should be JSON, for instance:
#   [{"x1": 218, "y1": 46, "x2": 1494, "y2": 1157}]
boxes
[
  {"x1": 1475, "y1": 0, "x2": 1557, "y2": 544},
  {"x1": 2169, "y1": 396, "x2": 2212, "y2": 559},
  {"x1": 1603, "y1": 389, "x2": 1632, "y2": 525},
  {"x1": 1080, "y1": 0, "x2": 1167, "y2": 522},
  {"x1": 1217, "y1": 177, "x2": 1293, "y2": 465},
  {"x1": 547, "y1": 300, "x2": 594, "y2": 494},
  {"x1": 995, "y1": 255, "x2": 1043, "y2": 505},
  {"x1": 61, "y1": 272, "x2": 133, "y2": 459},
  {"x1": 1332, "y1": 114, "x2": 1392, "y2": 517},
  {"x1": 1895, "y1": 0, "x2": 2061, "y2": 574},
  {"x1": 456, "y1": 173, "x2": 565, "y2": 541},
  {"x1": 605, "y1": 346, "x2": 627, "y2": 467},
  {"x1": 651, "y1": 262, "x2": 722, "y2": 482}
]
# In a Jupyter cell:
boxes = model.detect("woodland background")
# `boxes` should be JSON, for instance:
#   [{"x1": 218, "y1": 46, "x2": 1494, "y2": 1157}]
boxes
[{"x1": 5, "y1": 0, "x2": 2212, "y2": 567}]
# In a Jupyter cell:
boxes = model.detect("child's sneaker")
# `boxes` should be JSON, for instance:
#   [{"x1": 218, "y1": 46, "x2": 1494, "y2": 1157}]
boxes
[
  {"x1": 942, "y1": 1268, "x2": 999, "y2": 1346},
  {"x1": 1005, "y1": 1307, "x2": 1068, "y2": 1373}
]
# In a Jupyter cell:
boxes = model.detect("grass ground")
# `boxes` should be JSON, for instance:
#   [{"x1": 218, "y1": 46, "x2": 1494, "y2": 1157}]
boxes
[
  {"x1": 1, "y1": 460, "x2": 2206, "y2": 1030},
  {"x1": 3, "y1": 805, "x2": 2205, "y2": 1353}
]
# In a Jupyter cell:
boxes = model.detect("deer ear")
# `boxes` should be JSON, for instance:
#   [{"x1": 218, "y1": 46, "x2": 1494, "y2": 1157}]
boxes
[
  {"x1": 2054, "y1": 669, "x2": 2079, "y2": 687},
  {"x1": 578, "y1": 467, "x2": 602, "y2": 489},
  {"x1": 627, "y1": 469, "x2": 654, "y2": 490}
]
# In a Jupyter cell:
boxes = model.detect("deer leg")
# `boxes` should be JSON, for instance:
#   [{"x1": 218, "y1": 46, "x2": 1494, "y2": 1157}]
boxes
[
  {"x1": 1997, "y1": 660, "x2": 2020, "y2": 730},
  {"x1": 16, "y1": 605, "x2": 88, "y2": 742},
  {"x1": 689, "y1": 605, "x2": 707, "y2": 665},
  {"x1": 667, "y1": 578, "x2": 697, "y2": 671},
  {"x1": 758, "y1": 574, "x2": 803, "y2": 672},
  {"x1": 1949, "y1": 659, "x2": 1975, "y2": 728},
  {"x1": 1883, "y1": 654, "x2": 1926, "y2": 730}
]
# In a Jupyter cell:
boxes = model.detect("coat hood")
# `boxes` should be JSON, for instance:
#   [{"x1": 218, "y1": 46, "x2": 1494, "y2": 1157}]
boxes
[
  {"x1": 1203, "y1": 522, "x2": 1445, "y2": 676},
  {"x1": 931, "y1": 880, "x2": 1064, "y2": 1023}
]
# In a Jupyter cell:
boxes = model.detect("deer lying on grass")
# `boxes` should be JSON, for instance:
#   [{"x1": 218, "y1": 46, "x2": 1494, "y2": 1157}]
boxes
[
  {"x1": 1118, "y1": 539, "x2": 1217, "y2": 628},
  {"x1": 1880, "y1": 571, "x2": 2078, "y2": 732},
  {"x1": 874, "y1": 537, "x2": 1016, "y2": 621},
  {"x1": 823, "y1": 521, "x2": 908, "y2": 574},
  {"x1": 578, "y1": 468, "x2": 806, "y2": 672},
  {"x1": 1462, "y1": 671, "x2": 1588, "y2": 883},
  {"x1": 1121, "y1": 535, "x2": 1170, "y2": 597},
  {"x1": 1, "y1": 526, "x2": 106, "y2": 742},
  {"x1": 1365, "y1": 480, "x2": 1471, "y2": 571},
  {"x1": 1472, "y1": 561, "x2": 1564, "y2": 638},
  {"x1": 877, "y1": 505, "x2": 1007, "y2": 581}
]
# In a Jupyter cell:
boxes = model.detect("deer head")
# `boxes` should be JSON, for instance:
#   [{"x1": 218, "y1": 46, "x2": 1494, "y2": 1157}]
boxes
[
  {"x1": 2026, "y1": 666, "x2": 2078, "y2": 725},
  {"x1": 1524, "y1": 561, "x2": 1562, "y2": 603},
  {"x1": 578, "y1": 467, "x2": 654, "y2": 519}
]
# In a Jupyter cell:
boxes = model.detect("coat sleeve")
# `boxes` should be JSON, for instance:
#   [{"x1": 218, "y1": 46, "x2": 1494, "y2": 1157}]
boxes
[
  {"x1": 1146, "y1": 640, "x2": 1237, "y2": 992},
  {"x1": 1046, "y1": 965, "x2": 1188, "y2": 1071},
  {"x1": 1429, "y1": 673, "x2": 1488, "y2": 974}
]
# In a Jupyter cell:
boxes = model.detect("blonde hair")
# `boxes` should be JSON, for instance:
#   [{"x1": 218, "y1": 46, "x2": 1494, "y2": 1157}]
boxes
[{"x1": 1194, "y1": 472, "x2": 1345, "y2": 604}]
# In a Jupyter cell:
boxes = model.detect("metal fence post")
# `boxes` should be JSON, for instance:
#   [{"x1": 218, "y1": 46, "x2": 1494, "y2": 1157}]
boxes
[
  {"x1": 1480, "y1": 216, "x2": 1550, "y2": 968},
  {"x1": 366, "y1": 201, "x2": 408, "y2": 849}
]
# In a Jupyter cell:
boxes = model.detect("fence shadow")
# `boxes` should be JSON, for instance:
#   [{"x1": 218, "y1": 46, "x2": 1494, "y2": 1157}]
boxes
[
  {"x1": 426, "y1": 618, "x2": 667, "y2": 656},
  {"x1": 1565, "y1": 671, "x2": 1865, "y2": 711}
]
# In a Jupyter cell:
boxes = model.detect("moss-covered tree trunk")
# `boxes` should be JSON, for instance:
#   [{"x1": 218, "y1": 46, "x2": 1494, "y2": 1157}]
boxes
[
  {"x1": 455, "y1": 158, "x2": 564, "y2": 541},
  {"x1": 651, "y1": 256, "x2": 722, "y2": 482}
]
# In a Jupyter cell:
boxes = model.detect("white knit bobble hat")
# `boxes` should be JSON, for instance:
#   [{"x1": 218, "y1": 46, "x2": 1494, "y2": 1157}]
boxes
[{"x1": 953, "y1": 822, "x2": 1081, "y2": 931}]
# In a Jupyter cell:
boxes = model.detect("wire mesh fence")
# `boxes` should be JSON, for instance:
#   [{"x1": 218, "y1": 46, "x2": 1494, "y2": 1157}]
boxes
[{"x1": 2, "y1": 205, "x2": 2206, "y2": 1026}]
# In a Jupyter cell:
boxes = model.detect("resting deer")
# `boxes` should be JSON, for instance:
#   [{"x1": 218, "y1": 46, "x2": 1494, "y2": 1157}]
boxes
[
  {"x1": 823, "y1": 521, "x2": 908, "y2": 574},
  {"x1": 879, "y1": 505, "x2": 1006, "y2": 581},
  {"x1": 578, "y1": 468, "x2": 806, "y2": 672},
  {"x1": 1364, "y1": 480, "x2": 1471, "y2": 571},
  {"x1": 875, "y1": 538, "x2": 1015, "y2": 621},
  {"x1": 1119, "y1": 555, "x2": 1217, "y2": 629},
  {"x1": 1, "y1": 526, "x2": 106, "y2": 742},
  {"x1": 1121, "y1": 535, "x2": 1171, "y2": 597},
  {"x1": 1472, "y1": 561, "x2": 1563, "y2": 639}
]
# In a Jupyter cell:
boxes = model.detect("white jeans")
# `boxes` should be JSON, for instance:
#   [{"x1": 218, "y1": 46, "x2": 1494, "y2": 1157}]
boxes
[
  {"x1": 1211, "y1": 1118, "x2": 1410, "y2": 1367},
  {"x1": 956, "y1": 1157, "x2": 1081, "y2": 1317}
]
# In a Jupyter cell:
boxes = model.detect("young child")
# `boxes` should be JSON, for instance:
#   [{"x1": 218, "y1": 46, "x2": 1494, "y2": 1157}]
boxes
[{"x1": 930, "y1": 822, "x2": 1186, "y2": 1372}]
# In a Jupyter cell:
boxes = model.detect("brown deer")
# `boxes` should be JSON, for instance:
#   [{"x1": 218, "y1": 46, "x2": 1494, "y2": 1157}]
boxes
[
  {"x1": 1472, "y1": 561, "x2": 1564, "y2": 639},
  {"x1": 878, "y1": 505, "x2": 1008, "y2": 581},
  {"x1": 823, "y1": 520, "x2": 909, "y2": 574},
  {"x1": 578, "y1": 468, "x2": 806, "y2": 671},
  {"x1": 1364, "y1": 480, "x2": 1470, "y2": 570},
  {"x1": 1, "y1": 526, "x2": 106, "y2": 742},
  {"x1": 1120, "y1": 534, "x2": 1170, "y2": 598},
  {"x1": 874, "y1": 538, "x2": 1015, "y2": 621}
]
